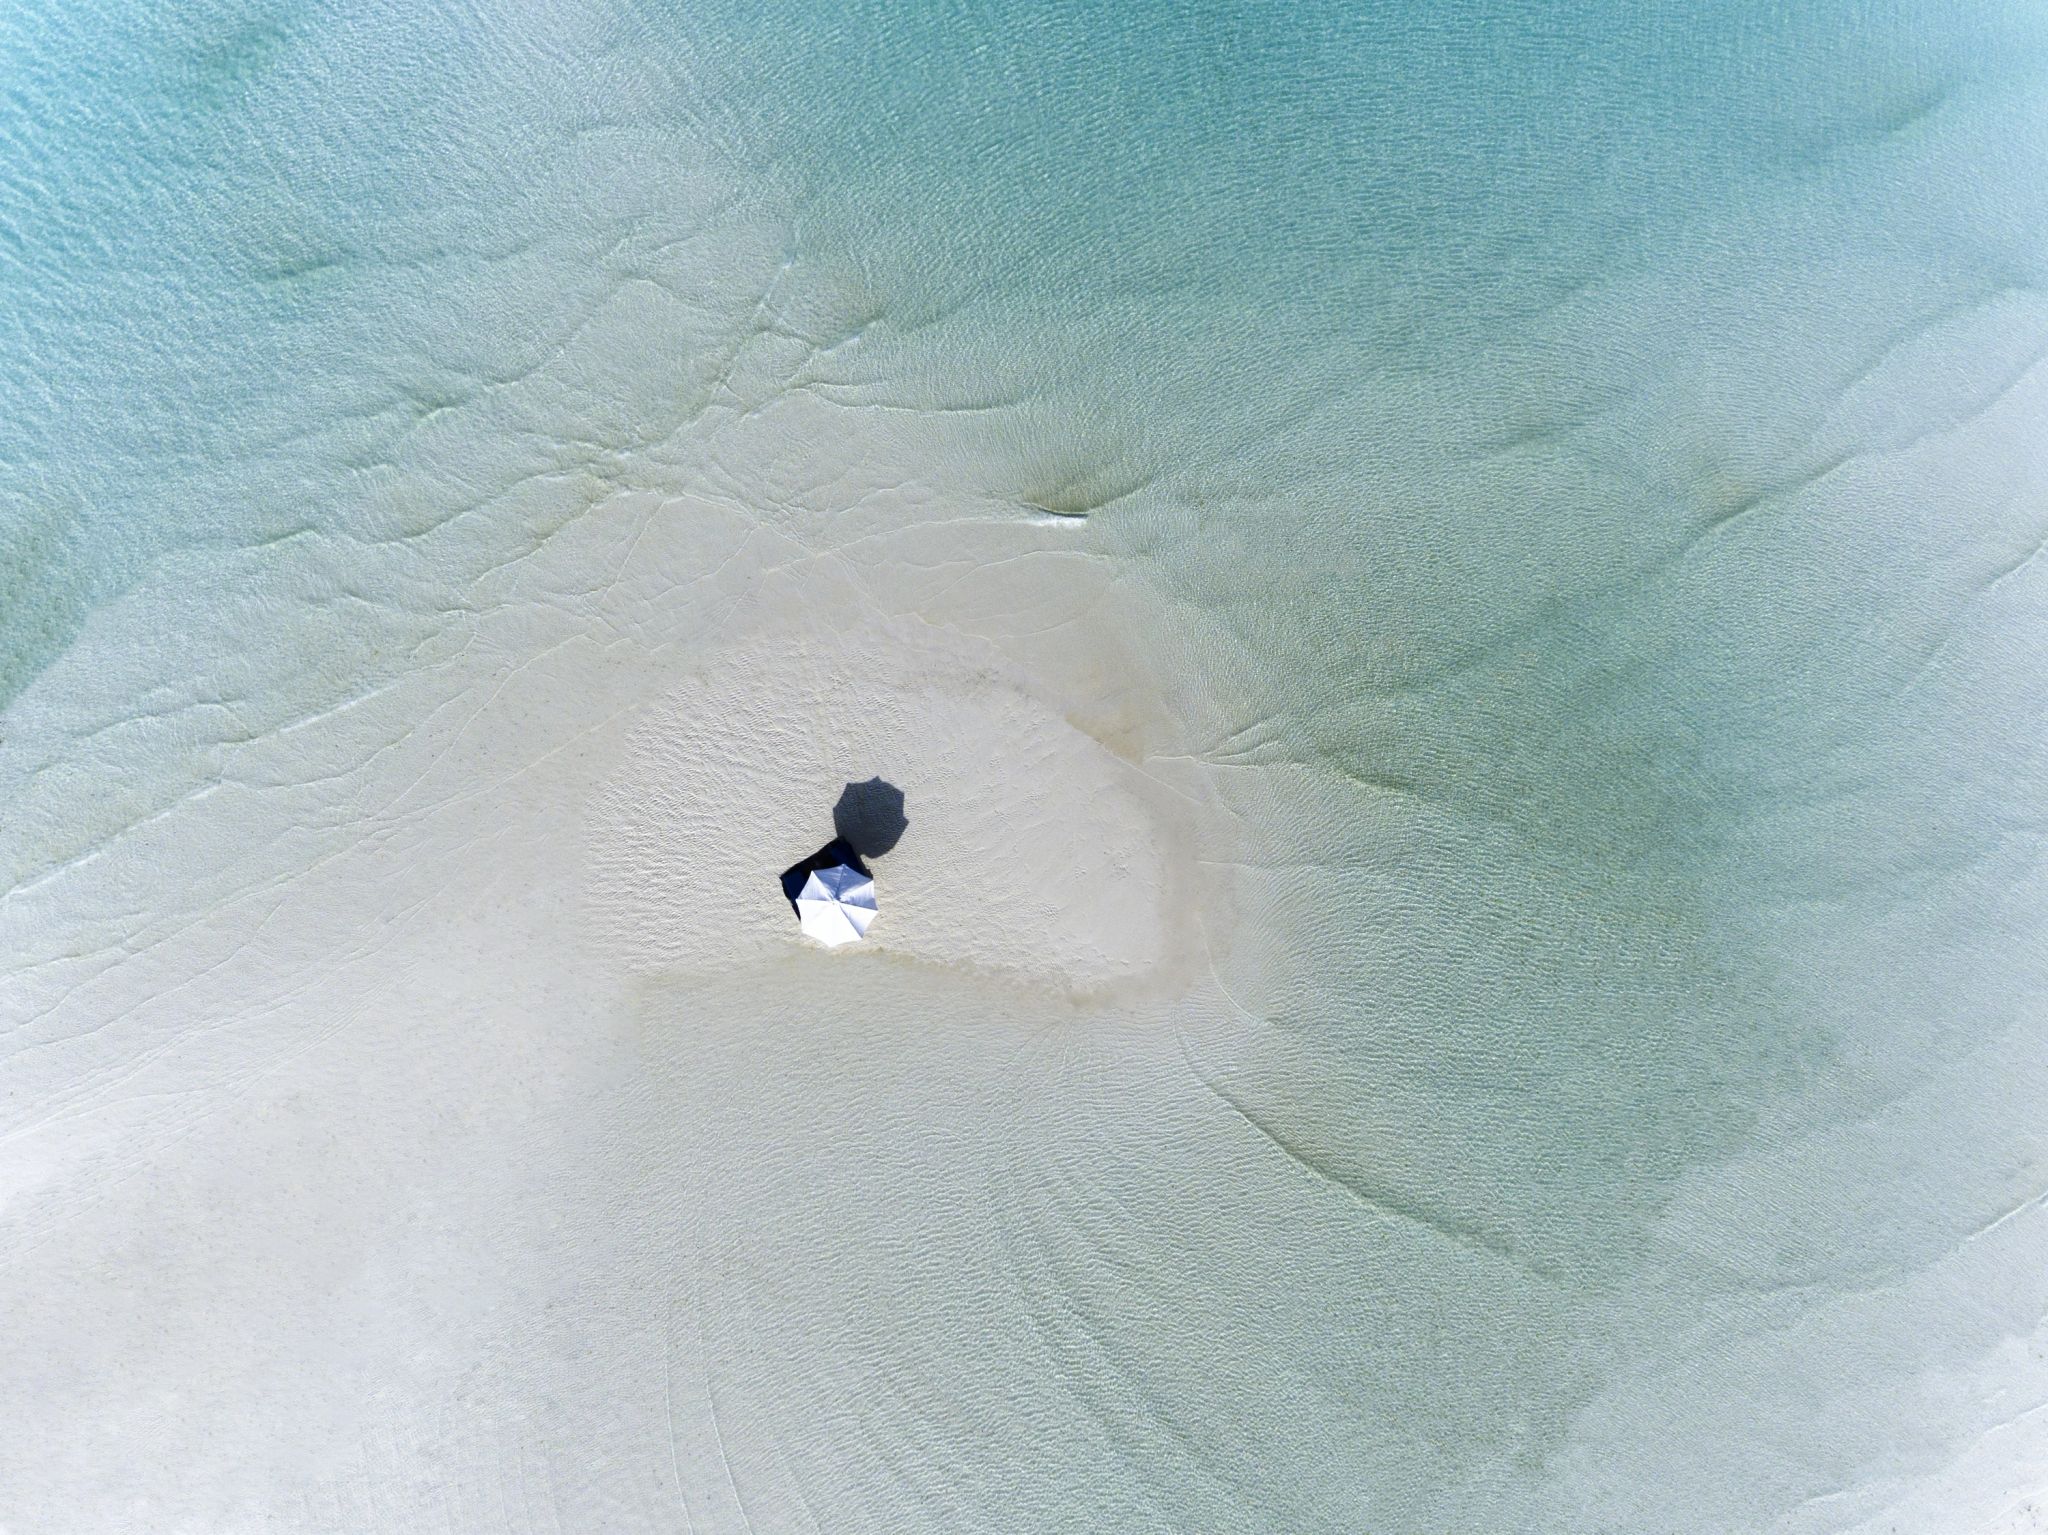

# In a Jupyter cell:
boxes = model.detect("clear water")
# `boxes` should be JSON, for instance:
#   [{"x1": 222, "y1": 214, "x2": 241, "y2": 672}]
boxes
[{"x1": 5, "y1": 1, "x2": 2048, "y2": 1529}]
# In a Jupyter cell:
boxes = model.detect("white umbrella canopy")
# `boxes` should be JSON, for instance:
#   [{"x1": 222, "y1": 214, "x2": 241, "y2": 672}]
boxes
[{"x1": 795, "y1": 862, "x2": 877, "y2": 947}]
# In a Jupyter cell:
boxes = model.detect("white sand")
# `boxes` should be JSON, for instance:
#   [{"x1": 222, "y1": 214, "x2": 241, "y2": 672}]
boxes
[{"x1": 582, "y1": 606, "x2": 1197, "y2": 995}]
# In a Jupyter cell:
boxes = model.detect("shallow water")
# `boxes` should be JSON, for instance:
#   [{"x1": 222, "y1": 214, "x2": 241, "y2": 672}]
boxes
[{"x1": 4, "y1": 2, "x2": 2048, "y2": 1530}]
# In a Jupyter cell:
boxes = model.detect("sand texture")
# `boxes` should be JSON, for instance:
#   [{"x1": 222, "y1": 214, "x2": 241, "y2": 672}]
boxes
[{"x1": 5, "y1": 1, "x2": 2048, "y2": 1530}]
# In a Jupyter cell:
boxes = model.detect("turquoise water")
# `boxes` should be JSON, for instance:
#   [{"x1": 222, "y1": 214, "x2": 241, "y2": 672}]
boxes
[{"x1": 5, "y1": 1, "x2": 2048, "y2": 1529}]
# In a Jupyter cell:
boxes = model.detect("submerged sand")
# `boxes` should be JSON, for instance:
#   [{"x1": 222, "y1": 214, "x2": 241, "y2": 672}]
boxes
[{"x1": 7, "y1": 308, "x2": 2048, "y2": 1532}]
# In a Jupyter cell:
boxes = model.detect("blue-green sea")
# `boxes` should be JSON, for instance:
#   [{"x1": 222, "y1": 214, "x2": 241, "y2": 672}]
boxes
[{"x1": 5, "y1": 2, "x2": 2048, "y2": 1530}]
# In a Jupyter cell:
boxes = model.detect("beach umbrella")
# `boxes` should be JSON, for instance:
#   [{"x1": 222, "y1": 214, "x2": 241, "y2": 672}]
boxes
[{"x1": 795, "y1": 861, "x2": 877, "y2": 947}]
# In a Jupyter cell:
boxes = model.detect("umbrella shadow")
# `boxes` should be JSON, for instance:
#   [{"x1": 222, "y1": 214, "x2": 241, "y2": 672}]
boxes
[
  {"x1": 832, "y1": 777, "x2": 908, "y2": 858},
  {"x1": 780, "y1": 780, "x2": 907, "y2": 916}
]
